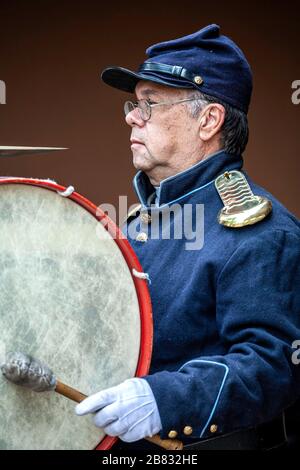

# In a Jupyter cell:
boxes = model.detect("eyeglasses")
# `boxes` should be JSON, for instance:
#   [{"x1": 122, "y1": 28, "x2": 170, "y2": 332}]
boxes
[{"x1": 124, "y1": 97, "x2": 199, "y2": 122}]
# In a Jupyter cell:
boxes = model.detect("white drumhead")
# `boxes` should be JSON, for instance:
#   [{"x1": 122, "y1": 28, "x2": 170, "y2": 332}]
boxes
[{"x1": 0, "y1": 183, "x2": 141, "y2": 449}]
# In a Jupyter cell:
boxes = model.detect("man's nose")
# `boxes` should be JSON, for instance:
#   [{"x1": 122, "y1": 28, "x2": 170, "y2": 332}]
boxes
[{"x1": 125, "y1": 108, "x2": 145, "y2": 127}]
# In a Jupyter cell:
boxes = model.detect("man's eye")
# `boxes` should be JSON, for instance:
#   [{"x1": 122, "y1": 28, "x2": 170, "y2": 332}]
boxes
[{"x1": 146, "y1": 99, "x2": 156, "y2": 105}]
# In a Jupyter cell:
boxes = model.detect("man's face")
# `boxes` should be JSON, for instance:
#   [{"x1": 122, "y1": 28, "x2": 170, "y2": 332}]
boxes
[{"x1": 125, "y1": 80, "x2": 203, "y2": 185}]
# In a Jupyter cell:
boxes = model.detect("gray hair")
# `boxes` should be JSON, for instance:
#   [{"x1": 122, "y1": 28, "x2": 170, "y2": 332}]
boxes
[{"x1": 185, "y1": 90, "x2": 249, "y2": 156}]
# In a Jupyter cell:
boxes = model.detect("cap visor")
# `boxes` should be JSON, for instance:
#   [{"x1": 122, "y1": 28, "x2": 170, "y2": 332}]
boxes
[
  {"x1": 101, "y1": 66, "x2": 195, "y2": 93},
  {"x1": 101, "y1": 67, "x2": 142, "y2": 93}
]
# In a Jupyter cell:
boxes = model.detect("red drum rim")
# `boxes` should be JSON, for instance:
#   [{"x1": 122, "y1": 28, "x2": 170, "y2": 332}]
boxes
[{"x1": 0, "y1": 177, "x2": 153, "y2": 450}]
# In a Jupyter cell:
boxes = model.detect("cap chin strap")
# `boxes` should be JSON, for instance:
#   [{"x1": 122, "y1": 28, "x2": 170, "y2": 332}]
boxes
[{"x1": 139, "y1": 62, "x2": 202, "y2": 84}]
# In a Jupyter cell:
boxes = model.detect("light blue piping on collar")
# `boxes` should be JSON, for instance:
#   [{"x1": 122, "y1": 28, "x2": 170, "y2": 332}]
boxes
[
  {"x1": 178, "y1": 359, "x2": 229, "y2": 438},
  {"x1": 133, "y1": 171, "x2": 147, "y2": 208},
  {"x1": 155, "y1": 150, "x2": 224, "y2": 188},
  {"x1": 133, "y1": 172, "x2": 215, "y2": 209},
  {"x1": 158, "y1": 179, "x2": 215, "y2": 208},
  {"x1": 133, "y1": 150, "x2": 225, "y2": 208}
]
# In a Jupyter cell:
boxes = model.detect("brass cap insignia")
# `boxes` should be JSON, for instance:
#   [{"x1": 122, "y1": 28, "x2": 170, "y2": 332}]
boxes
[
  {"x1": 215, "y1": 170, "x2": 272, "y2": 228},
  {"x1": 194, "y1": 76, "x2": 203, "y2": 85}
]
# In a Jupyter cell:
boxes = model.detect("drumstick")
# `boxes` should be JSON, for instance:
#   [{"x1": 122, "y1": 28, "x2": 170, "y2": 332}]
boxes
[{"x1": 1, "y1": 351, "x2": 183, "y2": 451}]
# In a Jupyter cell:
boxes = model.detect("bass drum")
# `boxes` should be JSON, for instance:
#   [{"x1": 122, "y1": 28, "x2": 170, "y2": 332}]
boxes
[{"x1": 0, "y1": 178, "x2": 152, "y2": 450}]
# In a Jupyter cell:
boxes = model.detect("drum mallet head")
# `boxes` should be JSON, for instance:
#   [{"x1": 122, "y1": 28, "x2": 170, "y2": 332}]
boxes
[
  {"x1": 1, "y1": 351, "x2": 56, "y2": 392},
  {"x1": 1, "y1": 351, "x2": 86, "y2": 402}
]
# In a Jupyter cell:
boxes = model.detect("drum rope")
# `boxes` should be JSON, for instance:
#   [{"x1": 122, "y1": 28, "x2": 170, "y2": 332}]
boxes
[
  {"x1": 57, "y1": 186, "x2": 75, "y2": 197},
  {"x1": 132, "y1": 268, "x2": 151, "y2": 284}
]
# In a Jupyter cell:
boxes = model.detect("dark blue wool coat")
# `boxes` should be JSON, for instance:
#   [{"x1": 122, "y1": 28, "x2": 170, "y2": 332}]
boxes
[{"x1": 123, "y1": 150, "x2": 300, "y2": 442}]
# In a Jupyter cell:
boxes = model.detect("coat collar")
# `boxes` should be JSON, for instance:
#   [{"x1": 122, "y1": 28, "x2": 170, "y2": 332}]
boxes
[{"x1": 133, "y1": 150, "x2": 244, "y2": 208}]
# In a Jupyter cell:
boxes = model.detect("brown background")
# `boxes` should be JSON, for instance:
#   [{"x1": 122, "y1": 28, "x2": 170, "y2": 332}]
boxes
[{"x1": 0, "y1": 0, "x2": 299, "y2": 217}]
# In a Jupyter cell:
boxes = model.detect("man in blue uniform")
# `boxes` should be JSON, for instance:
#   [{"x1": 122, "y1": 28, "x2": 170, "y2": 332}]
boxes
[{"x1": 76, "y1": 24, "x2": 300, "y2": 449}]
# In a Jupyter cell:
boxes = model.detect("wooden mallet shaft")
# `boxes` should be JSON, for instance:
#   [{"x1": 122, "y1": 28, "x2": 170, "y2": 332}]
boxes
[{"x1": 55, "y1": 379, "x2": 183, "y2": 451}]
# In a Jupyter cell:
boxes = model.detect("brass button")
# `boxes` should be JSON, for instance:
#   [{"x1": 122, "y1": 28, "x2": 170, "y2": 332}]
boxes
[
  {"x1": 183, "y1": 426, "x2": 193, "y2": 436},
  {"x1": 194, "y1": 76, "x2": 203, "y2": 85},
  {"x1": 168, "y1": 430, "x2": 178, "y2": 439},
  {"x1": 140, "y1": 213, "x2": 151, "y2": 224},
  {"x1": 210, "y1": 424, "x2": 218, "y2": 433},
  {"x1": 136, "y1": 232, "x2": 148, "y2": 242}
]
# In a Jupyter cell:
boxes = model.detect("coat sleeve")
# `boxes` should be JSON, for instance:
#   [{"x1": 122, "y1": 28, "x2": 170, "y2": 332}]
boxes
[{"x1": 144, "y1": 229, "x2": 300, "y2": 440}]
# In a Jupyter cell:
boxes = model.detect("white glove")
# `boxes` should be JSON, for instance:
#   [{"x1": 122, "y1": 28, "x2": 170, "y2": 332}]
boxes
[{"x1": 75, "y1": 378, "x2": 162, "y2": 442}]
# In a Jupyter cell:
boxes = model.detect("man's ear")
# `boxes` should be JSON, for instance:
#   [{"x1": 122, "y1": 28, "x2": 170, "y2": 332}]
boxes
[{"x1": 199, "y1": 104, "x2": 225, "y2": 141}]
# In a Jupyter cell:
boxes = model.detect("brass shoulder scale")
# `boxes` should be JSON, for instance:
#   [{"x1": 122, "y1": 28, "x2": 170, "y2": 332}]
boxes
[{"x1": 215, "y1": 170, "x2": 272, "y2": 228}]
